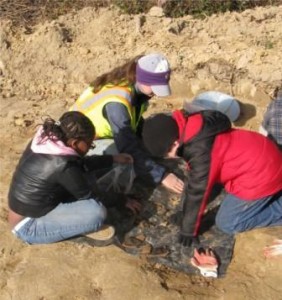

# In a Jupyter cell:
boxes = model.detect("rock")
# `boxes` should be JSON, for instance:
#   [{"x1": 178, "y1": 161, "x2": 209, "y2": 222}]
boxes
[
  {"x1": 0, "y1": 59, "x2": 5, "y2": 75},
  {"x1": 78, "y1": 47, "x2": 90, "y2": 55},
  {"x1": 236, "y1": 80, "x2": 257, "y2": 97},
  {"x1": 134, "y1": 15, "x2": 145, "y2": 34},
  {"x1": 14, "y1": 118, "x2": 24, "y2": 126},
  {"x1": 236, "y1": 50, "x2": 255, "y2": 69},
  {"x1": 270, "y1": 69, "x2": 282, "y2": 82},
  {"x1": 190, "y1": 80, "x2": 201, "y2": 95},
  {"x1": 148, "y1": 6, "x2": 164, "y2": 17},
  {"x1": 0, "y1": 29, "x2": 10, "y2": 50},
  {"x1": 168, "y1": 21, "x2": 186, "y2": 35}
]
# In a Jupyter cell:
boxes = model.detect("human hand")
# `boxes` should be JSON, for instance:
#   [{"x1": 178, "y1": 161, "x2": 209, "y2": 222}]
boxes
[
  {"x1": 190, "y1": 248, "x2": 218, "y2": 278},
  {"x1": 113, "y1": 153, "x2": 133, "y2": 164},
  {"x1": 263, "y1": 239, "x2": 282, "y2": 258},
  {"x1": 125, "y1": 198, "x2": 142, "y2": 215},
  {"x1": 179, "y1": 234, "x2": 199, "y2": 247},
  {"x1": 161, "y1": 173, "x2": 184, "y2": 194}
]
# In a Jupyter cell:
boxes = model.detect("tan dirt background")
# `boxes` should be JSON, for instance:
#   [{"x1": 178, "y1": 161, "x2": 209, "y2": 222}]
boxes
[{"x1": 1, "y1": 5, "x2": 282, "y2": 300}]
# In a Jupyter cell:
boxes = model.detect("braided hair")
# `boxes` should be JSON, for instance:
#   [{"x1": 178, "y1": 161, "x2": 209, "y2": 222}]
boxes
[{"x1": 40, "y1": 111, "x2": 95, "y2": 145}]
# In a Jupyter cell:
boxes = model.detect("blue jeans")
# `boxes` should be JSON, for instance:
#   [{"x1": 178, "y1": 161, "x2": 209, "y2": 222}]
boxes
[
  {"x1": 215, "y1": 191, "x2": 282, "y2": 234},
  {"x1": 12, "y1": 199, "x2": 106, "y2": 244}
]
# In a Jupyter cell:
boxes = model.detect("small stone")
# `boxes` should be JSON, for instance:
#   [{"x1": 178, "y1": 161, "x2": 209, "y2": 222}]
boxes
[
  {"x1": 14, "y1": 118, "x2": 24, "y2": 126},
  {"x1": 148, "y1": 6, "x2": 164, "y2": 17}
]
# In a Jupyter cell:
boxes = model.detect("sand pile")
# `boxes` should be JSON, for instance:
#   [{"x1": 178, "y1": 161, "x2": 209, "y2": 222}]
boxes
[{"x1": 0, "y1": 5, "x2": 281, "y2": 300}]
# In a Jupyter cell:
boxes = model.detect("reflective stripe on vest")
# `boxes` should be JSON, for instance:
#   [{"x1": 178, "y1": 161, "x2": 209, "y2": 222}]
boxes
[{"x1": 80, "y1": 88, "x2": 132, "y2": 111}]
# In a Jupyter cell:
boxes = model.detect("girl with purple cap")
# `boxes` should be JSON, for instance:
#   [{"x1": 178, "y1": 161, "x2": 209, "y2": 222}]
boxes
[{"x1": 69, "y1": 54, "x2": 184, "y2": 194}]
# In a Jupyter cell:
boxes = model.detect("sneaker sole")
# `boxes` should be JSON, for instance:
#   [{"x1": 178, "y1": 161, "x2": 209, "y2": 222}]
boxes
[
  {"x1": 70, "y1": 235, "x2": 115, "y2": 247},
  {"x1": 85, "y1": 227, "x2": 115, "y2": 241}
]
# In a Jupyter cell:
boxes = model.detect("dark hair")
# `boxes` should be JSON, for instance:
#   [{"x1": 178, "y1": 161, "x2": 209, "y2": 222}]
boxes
[
  {"x1": 40, "y1": 111, "x2": 95, "y2": 145},
  {"x1": 90, "y1": 55, "x2": 144, "y2": 93},
  {"x1": 142, "y1": 113, "x2": 179, "y2": 157}
]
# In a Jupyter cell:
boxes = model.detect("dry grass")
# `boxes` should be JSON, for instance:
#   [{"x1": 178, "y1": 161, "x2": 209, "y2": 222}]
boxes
[
  {"x1": 0, "y1": 0, "x2": 108, "y2": 27},
  {"x1": 0, "y1": 0, "x2": 281, "y2": 28}
]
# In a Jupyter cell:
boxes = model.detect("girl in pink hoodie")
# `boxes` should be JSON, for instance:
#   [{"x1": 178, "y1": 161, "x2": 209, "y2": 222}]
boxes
[{"x1": 8, "y1": 111, "x2": 139, "y2": 244}]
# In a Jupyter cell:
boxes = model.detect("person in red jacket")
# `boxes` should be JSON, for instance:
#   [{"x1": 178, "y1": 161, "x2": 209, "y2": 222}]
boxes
[{"x1": 142, "y1": 109, "x2": 282, "y2": 247}]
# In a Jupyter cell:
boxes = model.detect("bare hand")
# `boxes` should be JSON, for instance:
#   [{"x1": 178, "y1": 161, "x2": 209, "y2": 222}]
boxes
[
  {"x1": 190, "y1": 248, "x2": 218, "y2": 278},
  {"x1": 161, "y1": 173, "x2": 184, "y2": 194},
  {"x1": 113, "y1": 153, "x2": 133, "y2": 164},
  {"x1": 263, "y1": 239, "x2": 282, "y2": 258},
  {"x1": 125, "y1": 198, "x2": 142, "y2": 215},
  {"x1": 191, "y1": 248, "x2": 218, "y2": 268}
]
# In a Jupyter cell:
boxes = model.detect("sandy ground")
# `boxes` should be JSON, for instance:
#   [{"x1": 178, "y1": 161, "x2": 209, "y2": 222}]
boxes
[{"x1": 0, "y1": 5, "x2": 282, "y2": 300}]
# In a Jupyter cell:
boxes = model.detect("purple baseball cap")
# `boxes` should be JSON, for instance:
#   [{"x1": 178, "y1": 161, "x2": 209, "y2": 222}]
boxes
[{"x1": 136, "y1": 54, "x2": 171, "y2": 97}]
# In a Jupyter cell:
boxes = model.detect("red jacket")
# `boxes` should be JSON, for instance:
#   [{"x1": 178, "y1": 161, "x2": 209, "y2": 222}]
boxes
[
  {"x1": 210, "y1": 129, "x2": 282, "y2": 199},
  {"x1": 173, "y1": 110, "x2": 282, "y2": 237}
]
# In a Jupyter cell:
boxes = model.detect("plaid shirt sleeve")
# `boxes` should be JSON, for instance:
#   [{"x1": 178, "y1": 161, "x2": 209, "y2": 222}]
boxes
[{"x1": 262, "y1": 98, "x2": 282, "y2": 146}]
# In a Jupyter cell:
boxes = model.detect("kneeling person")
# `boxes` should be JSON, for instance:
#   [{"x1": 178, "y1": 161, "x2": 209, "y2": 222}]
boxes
[
  {"x1": 142, "y1": 110, "x2": 282, "y2": 246},
  {"x1": 8, "y1": 111, "x2": 137, "y2": 244}
]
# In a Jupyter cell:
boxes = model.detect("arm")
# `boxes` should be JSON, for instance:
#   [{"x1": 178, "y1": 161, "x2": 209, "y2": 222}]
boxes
[
  {"x1": 83, "y1": 155, "x2": 113, "y2": 172},
  {"x1": 56, "y1": 161, "x2": 127, "y2": 208},
  {"x1": 262, "y1": 100, "x2": 282, "y2": 146},
  {"x1": 180, "y1": 111, "x2": 231, "y2": 243},
  {"x1": 179, "y1": 155, "x2": 213, "y2": 246},
  {"x1": 135, "y1": 116, "x2": 144, "y2": 138},
  {"x1": 262, "y1": 101, "x2": 274, "y2": 130},
  {"x1": 56, "y1": 162, "x2": 95, "y2": 200},
  {"x1": 104, "y1": 102, "x2": 166, "y2": 184}
]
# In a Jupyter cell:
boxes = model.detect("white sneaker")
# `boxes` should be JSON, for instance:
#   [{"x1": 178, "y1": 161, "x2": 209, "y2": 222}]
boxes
[{"x1": 84, "y1": 225, "x2": 115, "y2": 247}]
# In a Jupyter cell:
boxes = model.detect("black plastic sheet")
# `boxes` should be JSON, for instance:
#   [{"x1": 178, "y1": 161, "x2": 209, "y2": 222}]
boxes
[{"x1": 108, "y1": 182, "x2": 235, "y2": 277}]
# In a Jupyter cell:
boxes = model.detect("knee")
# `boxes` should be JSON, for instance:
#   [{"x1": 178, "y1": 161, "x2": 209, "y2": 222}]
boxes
[
  {"x1": 87, "y1": 199, "x2": 107, "y2": 223},
  {"x1": 215, "y1": 213, "x2": 237, "y2": 234}
]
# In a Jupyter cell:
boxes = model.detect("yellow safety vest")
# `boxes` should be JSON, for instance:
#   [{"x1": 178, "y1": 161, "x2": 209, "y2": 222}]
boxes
[{"x1": 70, "y1": 84, "x2": 146, "y2": 138}]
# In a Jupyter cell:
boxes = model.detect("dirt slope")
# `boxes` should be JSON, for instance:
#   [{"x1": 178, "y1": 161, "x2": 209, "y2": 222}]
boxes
[{"x1": 0, "y1": 5, "x2": 282, "y2": 300}]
